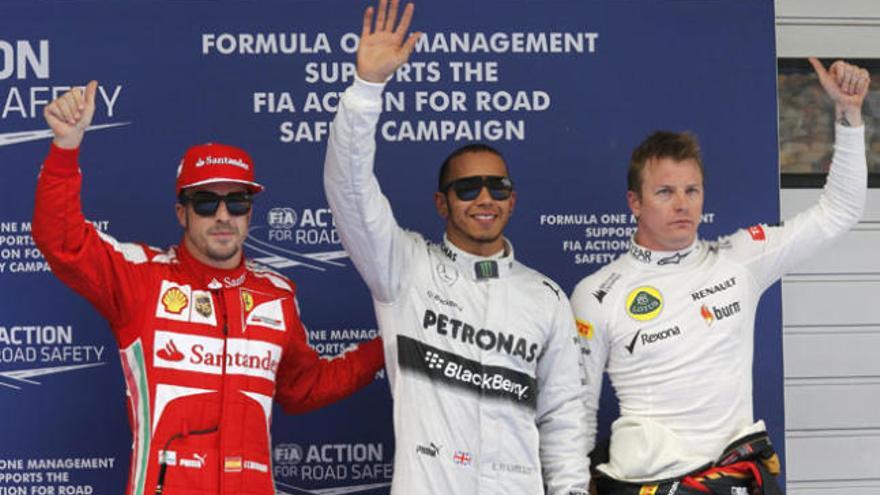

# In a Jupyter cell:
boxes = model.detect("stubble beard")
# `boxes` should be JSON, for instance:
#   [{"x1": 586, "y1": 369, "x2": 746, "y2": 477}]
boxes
[{"x1": 205, "y1": 242, "x2": 240, "y2": 262}]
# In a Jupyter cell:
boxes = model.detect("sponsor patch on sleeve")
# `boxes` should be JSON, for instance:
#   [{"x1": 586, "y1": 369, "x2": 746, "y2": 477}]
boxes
[{"x1": 747, "y1": 224, "x2": 766, "y2": 241}]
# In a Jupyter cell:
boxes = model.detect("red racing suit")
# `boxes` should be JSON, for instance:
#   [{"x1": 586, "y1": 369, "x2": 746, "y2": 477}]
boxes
[{"x1": 33, "y1": 144, "x2": 384, "y2": 495}]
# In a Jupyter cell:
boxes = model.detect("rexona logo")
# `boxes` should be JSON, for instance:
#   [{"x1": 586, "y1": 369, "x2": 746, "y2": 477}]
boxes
[
  {"x1": 625, "y1": 286, "x2": 663, "y2": 321},
  {"x1": 625, "y1": 326, "x2": 682, "y2": 355},
  {"x1": 243, "y1": 205, "x2": 348, "y2": 273},
  {"x1": 152, "y1": 331, "x2": 281, "y2": 381}
]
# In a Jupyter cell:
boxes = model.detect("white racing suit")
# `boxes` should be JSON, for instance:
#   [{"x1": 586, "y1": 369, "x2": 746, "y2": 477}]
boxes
[
  {"x1": 325, "y1": 77, "x2": 590, "y2": 495},
  {"x1": 571, "y1": 124, "x2": 866, "y2": 483}
]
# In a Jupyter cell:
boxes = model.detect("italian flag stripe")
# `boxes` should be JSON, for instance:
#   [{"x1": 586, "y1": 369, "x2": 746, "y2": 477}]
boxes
[{"x1": 121, "y1": 341, "x2": 151, "y2": 495}]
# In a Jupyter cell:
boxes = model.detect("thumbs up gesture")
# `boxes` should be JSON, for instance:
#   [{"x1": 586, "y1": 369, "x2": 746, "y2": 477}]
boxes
[
  {"x1": 44, "y1": 80, "x2": 99, "y2": 149},
  {"x1": 809, "y1": 59, "x2": 870, "y2": 127}
]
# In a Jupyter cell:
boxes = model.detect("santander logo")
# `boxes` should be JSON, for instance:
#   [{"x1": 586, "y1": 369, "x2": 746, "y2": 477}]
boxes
[
  {"x1": 152, "y1": 332, "x2": 281, "y2": 381},
  {"x1": 156, "y1": 340, "x2": 185, "y2": 362}
]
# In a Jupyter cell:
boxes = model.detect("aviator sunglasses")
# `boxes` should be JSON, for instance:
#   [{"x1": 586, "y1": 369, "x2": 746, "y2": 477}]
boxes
[
  {"x1": 440, "y1": 175, "x2": 514, "y2": 201},
  {"x1": 178, "y1": 191, "x2": 254, "y2": 217}
]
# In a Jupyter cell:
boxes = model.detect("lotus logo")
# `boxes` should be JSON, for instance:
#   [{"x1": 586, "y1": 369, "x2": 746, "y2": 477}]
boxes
[
  {"x1": 625, "y1": 286, "x2": 663, "y2": 321},
  {"x1": 156, "y1": 340, "x2": 185, "y2": 362}
]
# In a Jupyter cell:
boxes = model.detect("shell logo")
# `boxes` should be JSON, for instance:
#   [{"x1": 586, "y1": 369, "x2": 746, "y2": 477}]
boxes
[{"x1": 162, "y1": 287, "x2": 189, "y2": 314}]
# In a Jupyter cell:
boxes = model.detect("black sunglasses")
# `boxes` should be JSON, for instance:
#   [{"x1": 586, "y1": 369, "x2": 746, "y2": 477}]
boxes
[
  {"x1": 179, "y1": 191, "x2": 253, "y2": 217},
  {"x1": 440, "y1": 175, "x2": 514, "y2": 201}
]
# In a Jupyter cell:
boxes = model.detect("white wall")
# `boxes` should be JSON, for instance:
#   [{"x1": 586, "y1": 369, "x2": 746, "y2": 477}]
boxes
[
  {"x1": 781, "y1": 190, "x2": 880, "y2": 494},
  {"x1": 776, "y1": 0, "x2": 880, "y2": 58},
  {"x1": 777, "y1": 2, "x2": 880, "y2": 492}
]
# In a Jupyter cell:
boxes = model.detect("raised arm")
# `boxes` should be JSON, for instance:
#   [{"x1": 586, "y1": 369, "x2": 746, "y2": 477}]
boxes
[
  {"x1": 323, "y1": 0, "x2": 421, "y2": 303},
  {"x1": 731, "y1": 59, "x2": 870, "y2": 290},
  {"x1": 34, "y1": 82, "x2": 149, "y2": 328}
]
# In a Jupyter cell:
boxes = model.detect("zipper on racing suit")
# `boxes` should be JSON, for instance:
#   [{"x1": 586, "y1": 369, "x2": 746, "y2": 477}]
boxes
[
  {"x1": 216, "y1": 288, "x2": 230, "y2": 494},
  {"x1": 153, "y1": 288, "x2": 230, "y2": 495}
]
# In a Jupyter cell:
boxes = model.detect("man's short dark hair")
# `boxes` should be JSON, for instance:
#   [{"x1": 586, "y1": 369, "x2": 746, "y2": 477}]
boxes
[
  {"x1": 628, "y1": 131, "x2": 704, "y2": 194},
  {"x1": 438, "y1": 143, "x2": 505, "y2": 191}
]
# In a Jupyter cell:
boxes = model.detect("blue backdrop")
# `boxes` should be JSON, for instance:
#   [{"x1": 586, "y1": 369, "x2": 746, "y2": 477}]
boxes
[{"x1": 0, "y1": 1, "x2": 781, "y2": 493}]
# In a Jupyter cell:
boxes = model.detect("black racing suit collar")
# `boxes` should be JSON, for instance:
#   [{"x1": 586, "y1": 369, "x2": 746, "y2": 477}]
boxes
[{"x1": 441, "y1": 234, "x2": 515, "y2": 281}]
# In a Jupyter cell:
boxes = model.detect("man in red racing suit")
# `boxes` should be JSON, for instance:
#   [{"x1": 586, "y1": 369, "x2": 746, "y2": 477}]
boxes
[{"x1": 33, "y1": 81, "x2": 384, "y2": 495}]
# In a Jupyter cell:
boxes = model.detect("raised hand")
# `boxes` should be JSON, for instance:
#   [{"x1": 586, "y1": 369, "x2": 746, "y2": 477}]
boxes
[
  {"x1": 357, "y1": 0, "x2": 421, "y2": 83},
  {"x1": 44, "y1": 80, "x2": 98, "y2": 149},
  {"x1": 809, "y1": 58, "x2": 870, "y2": 127}
]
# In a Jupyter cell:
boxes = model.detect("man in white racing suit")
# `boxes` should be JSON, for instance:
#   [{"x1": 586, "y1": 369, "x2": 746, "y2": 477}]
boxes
[
  {"x1": 571, "y1": 59, "x2": 870, "y2": 494},
  {"x1": 323, "y1": 1, "x2": 590, "y2": 494}
]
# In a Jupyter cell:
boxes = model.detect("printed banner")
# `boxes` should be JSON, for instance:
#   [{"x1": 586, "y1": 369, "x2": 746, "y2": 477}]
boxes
[{"x1": 0, "y1": 1, "x2": 781, "y2": 493}]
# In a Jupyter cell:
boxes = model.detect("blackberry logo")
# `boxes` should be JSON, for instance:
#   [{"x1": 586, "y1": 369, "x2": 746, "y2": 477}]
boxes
[
  {"x1": 398, "y1": 335, "x2": 537, "y2": 407},
  {"x1": 424, "y1": 351, "x2": 445, "y2": 369}
]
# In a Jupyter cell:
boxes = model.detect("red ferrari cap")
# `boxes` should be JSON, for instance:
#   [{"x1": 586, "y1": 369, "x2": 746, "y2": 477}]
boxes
[{"x1": 176, "y1": 142, "x2": 264, "y2": 195}]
